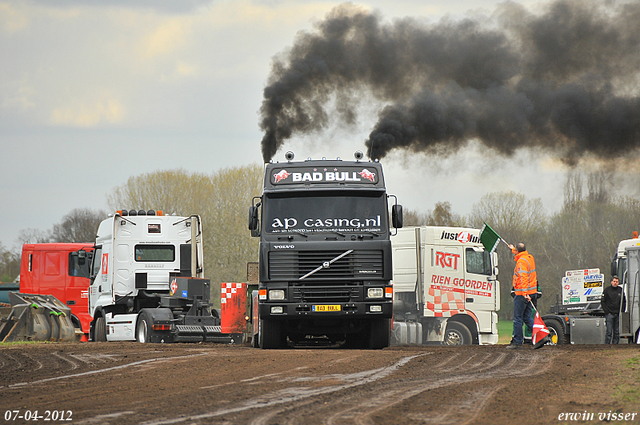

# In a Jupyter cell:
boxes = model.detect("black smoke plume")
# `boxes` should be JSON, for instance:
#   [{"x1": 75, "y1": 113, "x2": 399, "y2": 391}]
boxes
[{"x1": 259, "y1": 1, "x2": 640, "y2": 163}]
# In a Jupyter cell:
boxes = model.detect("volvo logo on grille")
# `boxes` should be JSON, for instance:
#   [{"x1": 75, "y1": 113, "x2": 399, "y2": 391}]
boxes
[{"x1": 274, "y1": 244, "x2": 295, "y2": 249}]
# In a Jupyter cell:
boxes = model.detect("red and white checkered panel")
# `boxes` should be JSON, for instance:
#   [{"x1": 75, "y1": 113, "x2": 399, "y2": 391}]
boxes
[
  {"x1": 221, "y1": 282, "x2": 244, "y2": 304},
  {"x1": 220, "y1": 283, "x2": 247, "y2": 334}
]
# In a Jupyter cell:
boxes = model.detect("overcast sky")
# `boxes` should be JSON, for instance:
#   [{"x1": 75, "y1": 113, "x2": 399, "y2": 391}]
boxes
[{"x1": 0, "y1": 0, "x2": 606, "y2": 249}]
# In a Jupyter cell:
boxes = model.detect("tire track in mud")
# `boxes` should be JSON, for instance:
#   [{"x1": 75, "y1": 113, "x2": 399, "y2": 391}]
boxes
[
  {"x1": 317, "y1": 351, "x2": 535, "y2": 425},
  {"x1": 132, "y1": 349, "x2": 556, "y2": 425},
  {"x1": 135, "y1": 354, "x2": 425, "y2": 425},
  {"x1": 0, "y1": 352, "x2": 209, "y2": 389},
  {"x1": 406, "y1": 384, "x2": 506, "y2": 425},
  {"x1": 0, "y1": 351, "x2": 123, "y2": 382}
]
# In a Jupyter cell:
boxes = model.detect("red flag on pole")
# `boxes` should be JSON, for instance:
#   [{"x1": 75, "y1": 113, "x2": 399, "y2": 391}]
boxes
[{"x1": 532, "y1": 309, "x2": 550, "y2": 349}]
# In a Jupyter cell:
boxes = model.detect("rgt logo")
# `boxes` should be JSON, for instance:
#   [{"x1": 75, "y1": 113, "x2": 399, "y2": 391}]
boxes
[{"x1": 435, "y1": 251, "x2": 460, "y2": 270}]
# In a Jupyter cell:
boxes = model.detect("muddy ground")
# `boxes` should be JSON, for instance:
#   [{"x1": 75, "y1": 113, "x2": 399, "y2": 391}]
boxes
[{"x1": 1, "y1": 342, "x2": 639, "y2": 425}]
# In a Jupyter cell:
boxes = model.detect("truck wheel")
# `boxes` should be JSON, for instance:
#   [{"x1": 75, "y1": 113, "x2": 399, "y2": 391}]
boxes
[
  {"x1": 259, "y1": 319, "x2": 286, "y2": 349},
  {"x1": 544, "y1": 319, "x2": 565, "y2": 345},
  {"x1": 251, "y1": 320, "x2": 260, "y2": 348},
  {"x1": 443, "y1": 322, "x2": 472, "y2": 346},
  {"x1": 94, "y1": 316, "x2": 107, "y2": 342},
  {"x1": 344, "y1": 332, "x2": 366, "y2": 349},
  {"x1": 368, "y1": 318, "x2": 391, "y2": 349},
  {"x1": 136, "y1": 312, "x2": 152, "y2": 343}
]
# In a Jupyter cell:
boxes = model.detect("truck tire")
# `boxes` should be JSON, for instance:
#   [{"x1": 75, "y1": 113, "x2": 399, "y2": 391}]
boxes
[
  {"x1": 344, "y1": 332, "x2": 366, "y2": 349},
  {"x1": 544, "y1": 319, "x2": 565, "y2": 345},
  {"x1": 251, "y1": 320, "x2": 260, "y2": 348},
  {"x1": 368, "y1": 318, "x2": 391, "y2": 349},
  {"x1": 259, "y1": 319, "x2": 286, "y2": 349},
  {"x1": 443, "y1": 321, "x2": 472, "y2": 346},
  {"x1": 136, "y1": 312, "x2": 152, "y2": 343},
  {"x1": 94, "y1": 316, "x2": 107, "y2": 342}
]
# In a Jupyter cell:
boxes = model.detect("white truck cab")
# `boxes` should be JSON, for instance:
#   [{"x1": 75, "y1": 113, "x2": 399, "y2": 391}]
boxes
[{"x1": 89, "y1": 210, "x2": 207, "y2": 342}]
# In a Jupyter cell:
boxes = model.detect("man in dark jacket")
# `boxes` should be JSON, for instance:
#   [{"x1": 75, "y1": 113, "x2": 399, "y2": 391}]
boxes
[{"x1": 602, "y1": 276, "x2": 623, "y2": 344}]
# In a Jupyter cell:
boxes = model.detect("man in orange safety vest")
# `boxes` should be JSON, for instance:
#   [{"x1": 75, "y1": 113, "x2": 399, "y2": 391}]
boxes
[{"x1": 507, "y1": 242, "x2": 537, "y2": 349}]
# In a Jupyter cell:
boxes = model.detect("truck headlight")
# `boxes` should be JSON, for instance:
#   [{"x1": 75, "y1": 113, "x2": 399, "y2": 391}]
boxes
[
  {"x1": 269, "y1": 289, "x2": 285, "y2": 300},
  {"x1": 369, "y1": 305, "x2": 382, "y2": 312},
  {"x1": 271, "y1": 306, "x2": 284, "y2": 314},
  {"x1": 367, "y1": 288, "x2": 384, "y2": 299}
]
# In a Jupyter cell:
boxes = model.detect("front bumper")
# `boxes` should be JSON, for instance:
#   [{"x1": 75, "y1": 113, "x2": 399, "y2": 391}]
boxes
[{"x1": 259, "y1": 300, "x2": 393, "y2": 319}]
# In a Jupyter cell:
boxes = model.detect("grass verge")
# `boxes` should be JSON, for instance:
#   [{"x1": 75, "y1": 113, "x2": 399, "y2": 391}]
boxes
[{"x1": 497, "y1": 319, "x2": 512, "y2": 345}]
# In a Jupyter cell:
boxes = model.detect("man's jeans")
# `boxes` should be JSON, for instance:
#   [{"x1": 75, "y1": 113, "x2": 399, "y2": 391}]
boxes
[
  {"x1": 605, "y1": 313, "x2": 620, "y2": 344},
  {"x1": 513, "y1": 295, "x2": 534, "y2": 345}
]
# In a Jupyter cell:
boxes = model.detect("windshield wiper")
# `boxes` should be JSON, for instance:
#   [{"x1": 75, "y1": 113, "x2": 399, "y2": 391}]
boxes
[
  {"x1": 299, "y1": 249, "x2": 353, "y2": 280},
  {"x1": 323, "y1": 230, "x2": 346, "y2": 238},
  {"x1": 278, "y1": 232, "x2": 308, "y2": 240},
  {"x1": 359, "y1": 230, "x2": 380, "y2": 237}
]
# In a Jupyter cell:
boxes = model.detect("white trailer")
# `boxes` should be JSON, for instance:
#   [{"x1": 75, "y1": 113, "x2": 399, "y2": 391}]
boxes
[{"x1": 391, "y1": 226, "x2": 500, "y2": 345}]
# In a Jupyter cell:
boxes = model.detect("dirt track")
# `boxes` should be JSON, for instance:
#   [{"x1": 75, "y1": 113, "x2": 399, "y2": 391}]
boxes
[{"x1": 1, "y1": 342, "x2": 639, "y2": 425}]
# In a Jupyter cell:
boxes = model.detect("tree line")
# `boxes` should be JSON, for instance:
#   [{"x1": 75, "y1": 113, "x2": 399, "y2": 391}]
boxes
[{"x1": 2, "y1": 166, "x2": 639, "y2": 320}]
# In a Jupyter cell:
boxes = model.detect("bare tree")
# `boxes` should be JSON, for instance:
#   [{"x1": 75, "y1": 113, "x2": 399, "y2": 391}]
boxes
[
  {"x1": 402, "y1": 208, "x2": 430, "y2": 226},
  {"x1": 427, "y1": 201, "x2": 466, "y2": 227},
  {"x1": 16, "y1": 228, "x2": 51, "y2": 245},
  {"x1": 404, "y1": 202, "x2": 466, "y2": 227},
  {"x1": 563, "y1": 171, "x2": 583, "y2": 213},
  {"x1": 50, "y1": 208, "x2": 106, "y2": 243},
  {"x1": 587, "y1": 171, "x2": 610, "y2": 205},
  {"x1": 107, "y1": 169, "x2": 214, "y2": 216},
  {"x1": 0, "y1": 242, "x2": 20, "y2": 283}
]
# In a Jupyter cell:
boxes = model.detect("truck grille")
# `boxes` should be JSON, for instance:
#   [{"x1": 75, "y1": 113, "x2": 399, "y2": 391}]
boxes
[
  {"x1": 268, "y1": 250, "x2": 383, "y2": 281},
  {"x1": 293, "y1": 286, "x2": 360, "y2": 303}
]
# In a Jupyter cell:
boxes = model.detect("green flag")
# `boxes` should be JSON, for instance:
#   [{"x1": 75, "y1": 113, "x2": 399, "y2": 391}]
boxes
[{"x1": 479, "y1": 223, "x2": 501, "y2": 253}]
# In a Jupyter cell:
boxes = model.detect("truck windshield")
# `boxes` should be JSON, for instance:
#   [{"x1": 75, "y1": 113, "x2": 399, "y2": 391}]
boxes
[
  {"x1": 90, "y1": 247, "x2": 102, "y2": 279},
  {"x1": 264, "y1": 193, "x2": 387, "y2": 235}
]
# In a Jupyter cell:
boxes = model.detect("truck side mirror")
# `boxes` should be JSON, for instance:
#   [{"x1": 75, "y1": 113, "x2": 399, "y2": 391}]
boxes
[
  {"x1": 248, "y1": 206, "x2": 260, "y2": 237},
  {"x1": 77, "y1": 249, "x2": 86, "y2": 265},
  {"x1": 392, "y1": 204, "x2": 403, "y2": 229}
]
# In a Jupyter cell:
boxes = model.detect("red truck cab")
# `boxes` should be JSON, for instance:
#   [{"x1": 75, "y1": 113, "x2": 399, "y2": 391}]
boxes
[{"x1": 20, "y1": 243, "x2": 94, "y2": 340}]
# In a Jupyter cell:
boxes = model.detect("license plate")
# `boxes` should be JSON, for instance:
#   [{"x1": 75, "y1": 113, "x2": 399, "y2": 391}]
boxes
[{"x1": 312, "y1": 304, "x2": 341, "y2": 312}]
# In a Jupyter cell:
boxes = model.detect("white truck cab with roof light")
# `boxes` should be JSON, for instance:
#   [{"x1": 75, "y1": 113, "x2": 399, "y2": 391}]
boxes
[{"x1": 88, "y1": 210, "x2": 229, "y2": 343}]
